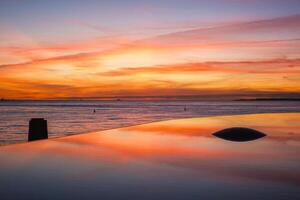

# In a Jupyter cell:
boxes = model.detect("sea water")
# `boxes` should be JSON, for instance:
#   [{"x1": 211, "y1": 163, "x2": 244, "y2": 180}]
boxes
[{"x1": 0, "y1": 100, "x2": 300, "y2": 145}]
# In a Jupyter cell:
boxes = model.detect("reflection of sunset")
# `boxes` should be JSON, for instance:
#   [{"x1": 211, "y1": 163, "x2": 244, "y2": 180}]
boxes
[{"x1": 1, "y1": 113, "x2": 300, "y2": 187}]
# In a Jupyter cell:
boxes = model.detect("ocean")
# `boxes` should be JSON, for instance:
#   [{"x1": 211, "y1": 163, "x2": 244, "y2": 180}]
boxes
[{"x1": 0, "y1": 100, "x2": 300, "y2": 145}]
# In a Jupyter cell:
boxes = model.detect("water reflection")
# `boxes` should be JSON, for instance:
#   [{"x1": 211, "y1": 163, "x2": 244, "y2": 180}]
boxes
[{"x1": 0, "y1": 113, "x2": 299, "y2": 199}]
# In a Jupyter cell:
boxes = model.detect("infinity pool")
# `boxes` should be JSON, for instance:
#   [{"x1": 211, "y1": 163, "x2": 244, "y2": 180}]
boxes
[{"x1": 0, "y1": 113, "x2": 299, "y2": 199}]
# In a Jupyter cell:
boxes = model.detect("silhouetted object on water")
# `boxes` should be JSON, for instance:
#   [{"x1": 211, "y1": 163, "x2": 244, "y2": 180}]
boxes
[
  {"x1": 213, "y1": 127, "x2": 266, "y2": 142},
  {"x1": 93, "y1": 109, "x2": 96, "y2": 113},
  {"x1": 184, "y1": 106, "x2": 187, "y2": 111},
  {"x1": 28, "y1": 118, "x2": 48, "y2": 141}
]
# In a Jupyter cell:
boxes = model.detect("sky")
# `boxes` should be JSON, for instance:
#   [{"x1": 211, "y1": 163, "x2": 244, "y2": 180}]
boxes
[{"x1": 0, "y1": 0, "x2": 300, "y2": 100}]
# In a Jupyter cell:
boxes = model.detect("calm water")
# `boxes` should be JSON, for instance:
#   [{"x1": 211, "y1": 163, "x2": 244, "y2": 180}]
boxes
[
  {"x1": 1, "y1": 113, "x2": 299, "y2": 199},
  {"x1": 0, "y1": 100, "x2": 300, "y2": 145}
]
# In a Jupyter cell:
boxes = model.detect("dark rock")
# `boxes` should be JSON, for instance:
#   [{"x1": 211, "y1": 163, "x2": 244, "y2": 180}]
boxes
[{"x1": 213, "y1": 127, "x2": 266, "y2": 142}]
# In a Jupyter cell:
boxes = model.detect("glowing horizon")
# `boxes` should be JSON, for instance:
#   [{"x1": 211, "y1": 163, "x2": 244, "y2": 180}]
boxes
[{"x1": 0, "y1": 0, "x2": 300, "y2": 100}]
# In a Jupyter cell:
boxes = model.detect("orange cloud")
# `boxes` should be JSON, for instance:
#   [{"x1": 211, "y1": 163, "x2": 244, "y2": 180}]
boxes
[
  {"x1": 100, "y1": 59, "x2": 300, "y2": 76},
  {"x1": 1, "y1": 15, "x2": 300, "y2": 99}
]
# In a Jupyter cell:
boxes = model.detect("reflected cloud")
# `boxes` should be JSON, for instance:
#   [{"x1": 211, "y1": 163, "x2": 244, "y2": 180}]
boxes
[{"x1": 1, "y1": 113, "x2": 300, "y2": 189}]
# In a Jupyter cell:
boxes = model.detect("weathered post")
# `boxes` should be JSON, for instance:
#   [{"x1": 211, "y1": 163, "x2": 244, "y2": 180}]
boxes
[{"x1": 28, "y1": 118, "x2": 48, "y2": 141}]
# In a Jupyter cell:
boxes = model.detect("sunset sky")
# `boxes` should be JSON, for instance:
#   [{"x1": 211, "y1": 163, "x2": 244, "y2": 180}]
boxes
[{"x1": 0, "y1": 0, "x2": 300, "y2": 100}]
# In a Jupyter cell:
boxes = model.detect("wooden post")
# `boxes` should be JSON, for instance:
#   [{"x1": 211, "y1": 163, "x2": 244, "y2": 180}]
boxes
[{"x1": 28, "y1": 118, "x2": 48, "y2": 141}]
